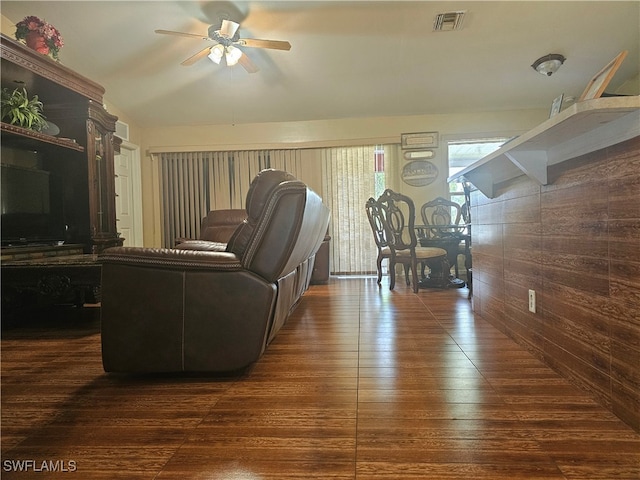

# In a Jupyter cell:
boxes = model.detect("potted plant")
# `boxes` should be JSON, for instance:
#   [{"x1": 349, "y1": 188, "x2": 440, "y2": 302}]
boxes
[
  {"x1": 15, "y1": 15, "x2": 64, "y2": 60},
  {"x1": 1, "y1": 87, "x2": 48, "y2": 132}
]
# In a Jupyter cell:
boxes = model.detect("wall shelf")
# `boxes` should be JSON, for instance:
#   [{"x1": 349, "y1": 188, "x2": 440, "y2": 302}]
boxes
[
  {"x1": 448, "y1": 96, "x2": 640, "y2": 198},
  {"x1": 1, "y1": 122, "x2": 84, "y2": 152}
]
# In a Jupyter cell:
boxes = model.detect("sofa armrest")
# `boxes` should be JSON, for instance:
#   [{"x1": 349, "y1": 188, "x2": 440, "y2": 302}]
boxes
[
  {"x1": 174, "y1": 240, "x2": 228, "y2": 252},
  {"x1": 100, "y1": 246, "x2": 241, "y2": 271},
  {"x1": 174, "y1": 237, "x2": 191, "y2": 247}
]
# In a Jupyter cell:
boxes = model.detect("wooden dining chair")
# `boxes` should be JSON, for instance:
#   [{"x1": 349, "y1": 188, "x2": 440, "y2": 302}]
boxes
[
  {"x1": 377, "y1": 189, "x2": 448, "y2": 293},
  {"x1": 420, "y1": 196, "x2": 464, "y2": 238},
  {"x1": 420, "y1": 196, "x2": 468, "y2": 279},
  {"x1": 365, "y1": 197, "x2": 408, "y2": 286}
]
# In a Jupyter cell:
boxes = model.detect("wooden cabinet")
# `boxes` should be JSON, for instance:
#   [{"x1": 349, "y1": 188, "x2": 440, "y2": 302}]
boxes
[{"x1": 1, "y1": 33, "x2": 122, "y2": 253}]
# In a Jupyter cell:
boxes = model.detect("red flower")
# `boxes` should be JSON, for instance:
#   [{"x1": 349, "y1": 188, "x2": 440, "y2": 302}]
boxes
[{"x1": 15, "y1": 15, "x2": 64, "y2": 60}]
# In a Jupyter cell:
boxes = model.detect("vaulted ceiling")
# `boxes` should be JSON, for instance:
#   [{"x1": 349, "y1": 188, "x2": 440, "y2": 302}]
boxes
[{"x1": 1, "y1": 1, "x2": 638, "y2": 127}]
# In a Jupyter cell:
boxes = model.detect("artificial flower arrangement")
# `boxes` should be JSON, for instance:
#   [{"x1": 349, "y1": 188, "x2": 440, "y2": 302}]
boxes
[{"x1": 15, "y1": 15, "x2": 64, "y2": 60}]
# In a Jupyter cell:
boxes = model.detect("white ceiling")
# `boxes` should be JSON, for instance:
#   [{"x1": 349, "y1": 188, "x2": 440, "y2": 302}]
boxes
[{"x1": 1, "y1": 1, "x2": 639, "y2": 128}]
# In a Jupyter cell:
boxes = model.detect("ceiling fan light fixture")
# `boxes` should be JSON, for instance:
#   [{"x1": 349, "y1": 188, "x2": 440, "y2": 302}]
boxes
[
  {"x1": 208, "y1": 44, "x2": 224, "y2": 64},
  {"x1": 532, "y1": 53, "x2": 566, "y2": 76},
  {"x1": 225, "y1": 45, "x2": 242, "y2": 66},
  {"x1": 156, "y1": 16, "x2": 290, "y2": 73},
  {"x1": 219, "y1": 19, "x2": 240, "y2": 39}
]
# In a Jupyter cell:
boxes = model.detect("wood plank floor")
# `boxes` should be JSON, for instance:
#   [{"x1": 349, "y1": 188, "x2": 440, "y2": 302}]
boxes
[{"x1": 2, "y1": 277, "x2": 639, "y2": 479}]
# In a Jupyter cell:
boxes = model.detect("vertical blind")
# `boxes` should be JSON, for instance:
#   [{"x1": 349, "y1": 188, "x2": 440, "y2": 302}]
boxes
[
  {"x1": 321, "y1": 145, "x2": 397, "y2": 275},
  {"x1": 159, "y1": 150, "x2": 302, "y2": 247},
  {"x1": 158, "y1": 145, "x2": 397, "y2": 276}
]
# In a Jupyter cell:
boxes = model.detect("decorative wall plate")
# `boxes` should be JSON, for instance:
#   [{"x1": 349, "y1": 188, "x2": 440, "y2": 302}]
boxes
[
  {"x1": 41, "y1": 121, "x2": 60, "y2": 136},
  {"x1": 401, "y1": 160, "x2": 439, "y2": 187}
]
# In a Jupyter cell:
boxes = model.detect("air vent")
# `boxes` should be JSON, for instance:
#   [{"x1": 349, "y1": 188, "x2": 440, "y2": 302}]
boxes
[
  {"x1": 433, "y1": 11, "x2": 466, "y2": 31},
  {"x1": 115, "y1": 120, "x2": 129, "y2": 141}
]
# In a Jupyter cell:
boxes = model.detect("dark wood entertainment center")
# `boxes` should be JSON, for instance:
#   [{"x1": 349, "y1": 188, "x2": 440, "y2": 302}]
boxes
[{"x1": 1, "y1": 34, "x2": 122, "y2": 312}]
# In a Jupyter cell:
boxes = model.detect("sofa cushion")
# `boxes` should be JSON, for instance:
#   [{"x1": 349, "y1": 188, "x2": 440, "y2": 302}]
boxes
[
  {"x1": 226, "y1": 169, "x2": 296, "y2": 258},
  {"x1": 246, "y1": 170, "x2": 297, "y2": 222},
  {"x1": 200, "y1": 209, "x2": 247, "y2": 243}
]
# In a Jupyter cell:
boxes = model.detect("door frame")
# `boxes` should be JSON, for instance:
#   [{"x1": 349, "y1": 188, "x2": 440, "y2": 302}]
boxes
[{"x1": 115, "y1": 141, "x2": 143, "y2": 246}]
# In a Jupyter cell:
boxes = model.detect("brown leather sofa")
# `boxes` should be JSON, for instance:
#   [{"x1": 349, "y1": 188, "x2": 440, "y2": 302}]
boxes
[
  {"x1": 175, "y1": 208, "x2": 247, "y2": 248},
  {"x1": 99, "y1": 169, "x2": 330, "y2": 373}
]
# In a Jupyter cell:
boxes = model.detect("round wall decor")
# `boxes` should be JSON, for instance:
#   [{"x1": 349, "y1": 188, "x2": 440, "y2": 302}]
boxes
[{"x1": 401, "y1": 160, "x2": 439, "y2": 187}]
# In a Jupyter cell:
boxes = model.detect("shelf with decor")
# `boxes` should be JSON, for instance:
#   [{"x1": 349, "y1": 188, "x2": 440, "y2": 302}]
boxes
[
  {"x1": 448, "y1": 95, "x2": 640, "y2": 198},
  {"x1": 1, "y1": 121, "x2": 85, "y2": 152},
  {"x1": 1, "y1": 32, "x2": 122, "y2": 254}
]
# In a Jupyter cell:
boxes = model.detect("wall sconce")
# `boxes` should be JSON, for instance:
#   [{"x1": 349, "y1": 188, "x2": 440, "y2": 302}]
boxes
[{"x1": 531, "y1": 53, "x2": 566, "y2": 76}]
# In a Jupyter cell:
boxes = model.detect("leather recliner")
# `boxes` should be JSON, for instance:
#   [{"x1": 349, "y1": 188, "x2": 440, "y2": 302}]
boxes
[
  {"x1": 175, "y1": 208, "x2": 247, "y2": 249},
  {"x1": 99, "y1": 169, "x2": 330, "y2": 373}
]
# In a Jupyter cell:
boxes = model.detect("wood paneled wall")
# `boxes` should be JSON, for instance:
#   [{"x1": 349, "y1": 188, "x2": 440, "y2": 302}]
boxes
[{"x1": 471, "y1": 135, "x2": 640, "y2": 432}]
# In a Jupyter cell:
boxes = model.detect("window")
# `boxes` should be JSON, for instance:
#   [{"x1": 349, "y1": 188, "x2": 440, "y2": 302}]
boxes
[
  {"x1": 448, "y1": 138, "x2": 509, "y2": 206},
  {"x1": 374, "y1": 146, "x2": 386, "y2": 199}
]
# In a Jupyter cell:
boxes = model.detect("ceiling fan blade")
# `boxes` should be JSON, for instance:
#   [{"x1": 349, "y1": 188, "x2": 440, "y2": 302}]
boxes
[
  {"x1": 155, "y1": 29, "x2": 209, "y2": 40},
  {"x1": 237, "y1": 38, "x2": 291, "y2": 51},
  {"x1": 237, "y1": 52, "x2": 259, "y2": 74},
  {"x1": 181, "y1": 46, "x2": 212, "y2": 66}
]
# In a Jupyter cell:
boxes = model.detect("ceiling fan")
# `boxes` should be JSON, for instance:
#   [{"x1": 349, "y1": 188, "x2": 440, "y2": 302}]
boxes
[{"x1": 155, "y1": 19, "x2": 291, "y2": 74}]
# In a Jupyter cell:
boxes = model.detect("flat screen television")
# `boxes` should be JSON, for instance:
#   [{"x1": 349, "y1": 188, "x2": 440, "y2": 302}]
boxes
[{"x1": 1, "y1": 164, "x2": 65, "y2": 246}]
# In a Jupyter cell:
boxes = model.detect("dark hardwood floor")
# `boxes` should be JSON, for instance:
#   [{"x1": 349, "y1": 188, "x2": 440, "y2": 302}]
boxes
[{"x1": 2, "y1": 277, "x2": 639, "y2": 479}]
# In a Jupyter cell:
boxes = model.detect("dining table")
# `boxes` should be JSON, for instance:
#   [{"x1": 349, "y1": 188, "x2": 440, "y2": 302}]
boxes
[{"x1": 415, "y1": 224, "x2": 470, "y2": 288}]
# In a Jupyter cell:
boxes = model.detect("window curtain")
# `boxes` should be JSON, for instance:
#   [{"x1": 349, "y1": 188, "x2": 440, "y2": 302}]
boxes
[
  {"x1": 321, "y1": 145, "x2": 398, "y2": 275},
  {"x1": 159, "y1": 149, "x2": 302, "y2": 247}
]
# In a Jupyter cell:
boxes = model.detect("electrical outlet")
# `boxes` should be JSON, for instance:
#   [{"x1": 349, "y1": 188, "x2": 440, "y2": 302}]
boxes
[{"x1": 528, "y1": 289, "x2": 536, "y2": 313}]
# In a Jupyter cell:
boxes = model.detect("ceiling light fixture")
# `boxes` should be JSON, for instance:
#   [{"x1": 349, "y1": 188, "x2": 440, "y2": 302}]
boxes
[
  {"x1": 208, "y1": 44, "x2": 225, "y2": 64},
  {"x1": 225, "y1": 45, "x2": 242, "y2": 66},
  {"x1": 531, "y1": 53, "x2": 566, "y2": 76},
  {"x1": 208, "y1": 44, "x2": 242, "y2": 66},
  {"x1": 207, "y1": 19, "x2": 244, "y2": 67}
]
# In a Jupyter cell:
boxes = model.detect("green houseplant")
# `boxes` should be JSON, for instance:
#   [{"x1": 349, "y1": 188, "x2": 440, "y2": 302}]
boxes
[{"x1": 1, "y1": 87, "x2": 48, "y2": 132}]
